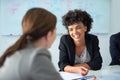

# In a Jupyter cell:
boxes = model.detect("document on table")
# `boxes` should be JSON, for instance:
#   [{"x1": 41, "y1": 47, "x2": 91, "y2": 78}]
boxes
[
  {"x1": 60, "y1": 71, "x2": 95, "y2": 80},
  {"x1": 60, "y1": 71, "x2": 82, "y2": 80}
]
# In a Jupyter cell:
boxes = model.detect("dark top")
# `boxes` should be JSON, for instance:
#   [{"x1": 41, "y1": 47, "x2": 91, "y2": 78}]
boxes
[
  {"x1": 58, "y1": 34, "x2": 103, "y2": 71},
  {"x1": 110, "y1": 32, "x2": 120, "y2": 65}
]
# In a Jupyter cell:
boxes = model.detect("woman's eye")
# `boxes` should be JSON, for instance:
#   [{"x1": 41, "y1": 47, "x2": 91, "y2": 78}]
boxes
[
  {"x1": 76, "y1": 26, "x2": 82, "y2": 29},
  {"x1": 69, "y1": 28, "x2": 73, "y2": 31}
]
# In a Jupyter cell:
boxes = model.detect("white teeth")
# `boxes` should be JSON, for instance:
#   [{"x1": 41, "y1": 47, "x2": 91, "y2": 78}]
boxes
[{"x1": 74, "y1": 35, "x2": 80, "y2": 38}]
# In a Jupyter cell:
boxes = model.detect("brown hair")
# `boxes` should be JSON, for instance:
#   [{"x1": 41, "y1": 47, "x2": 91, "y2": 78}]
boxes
[{"x1": 0, "y1": 7, "x2": 57, "y2": 67}]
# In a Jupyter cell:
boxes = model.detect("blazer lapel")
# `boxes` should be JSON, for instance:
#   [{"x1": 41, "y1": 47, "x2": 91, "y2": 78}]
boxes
[{"x1": 67, "y1": 35, "x2": 75, "y2": 65}]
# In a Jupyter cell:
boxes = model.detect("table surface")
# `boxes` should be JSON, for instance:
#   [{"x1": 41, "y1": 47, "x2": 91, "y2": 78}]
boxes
[
  {"x1": 60, "y1": 65, "x2": 120, "y2": 80},
  {"x1": 88, "y1": 65, "x2": 120, "y2": 80}
]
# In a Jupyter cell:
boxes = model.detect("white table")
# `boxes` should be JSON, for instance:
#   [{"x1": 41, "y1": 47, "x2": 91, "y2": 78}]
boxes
[
  {"x1": 88, "y1": 65, "x2": 120, "y2": 80},
  {"x1": 60, "y1": 65, "x2": 120, "y2": 80}
]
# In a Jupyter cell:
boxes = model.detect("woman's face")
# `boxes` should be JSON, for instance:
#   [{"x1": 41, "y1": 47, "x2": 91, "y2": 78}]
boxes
[{"x1": 68, "y1": 22, "x2": 87, "y2": 42}]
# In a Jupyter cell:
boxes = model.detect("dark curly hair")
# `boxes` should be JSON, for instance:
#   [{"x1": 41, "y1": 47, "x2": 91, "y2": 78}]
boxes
[{"x1": 62, "y1": 9, "x2": 93, "y2": 33}]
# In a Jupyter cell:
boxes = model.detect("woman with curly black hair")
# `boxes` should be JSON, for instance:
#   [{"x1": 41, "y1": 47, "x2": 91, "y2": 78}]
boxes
[{"x1": 58, "y1": 9, "x2": 103, "y2": 76}]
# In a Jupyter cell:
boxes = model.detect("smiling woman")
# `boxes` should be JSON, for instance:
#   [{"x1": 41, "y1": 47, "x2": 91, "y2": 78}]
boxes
[
  {"x1": 68, "y1": 22, "x2": 87, "y2": 43},
  {"x1": 58, "y1": 9, "x2": 103, "y2": 76}
]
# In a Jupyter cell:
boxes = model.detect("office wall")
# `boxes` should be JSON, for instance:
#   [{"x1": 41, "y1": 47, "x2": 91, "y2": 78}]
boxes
[
  {"x1": 0, "y1": 0, "x2": 110, "y2": 35},
  {"x1": 0, "y1": 0, "x2": 120, "y2": 70}
]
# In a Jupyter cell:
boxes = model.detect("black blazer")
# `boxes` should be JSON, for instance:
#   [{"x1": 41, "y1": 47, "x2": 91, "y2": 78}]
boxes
[
  {"x1": 58, "y1": 34, "x2": 103, "y2": 71},
  {"x1": 110, "y1": 32, "x2": 120, "y2": 65}
]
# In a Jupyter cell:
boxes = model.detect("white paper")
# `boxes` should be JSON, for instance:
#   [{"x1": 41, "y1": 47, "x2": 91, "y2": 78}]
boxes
[{"x1": 60, "y1": 72, "x2": 83, "y2": 80}]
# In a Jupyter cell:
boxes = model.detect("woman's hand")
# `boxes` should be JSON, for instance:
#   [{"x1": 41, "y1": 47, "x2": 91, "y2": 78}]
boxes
[
  {"x1": 64, "y1": 65, "x2": 89, "y2": 76},
  {"x1": 75, "y1": 66, "x2": 89, "y2": 76}
]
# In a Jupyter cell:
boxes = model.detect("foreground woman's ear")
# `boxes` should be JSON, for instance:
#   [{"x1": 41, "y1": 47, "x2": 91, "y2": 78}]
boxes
[{"x1": 45, "y1": 31, "x2": 52, "y2": 41}]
